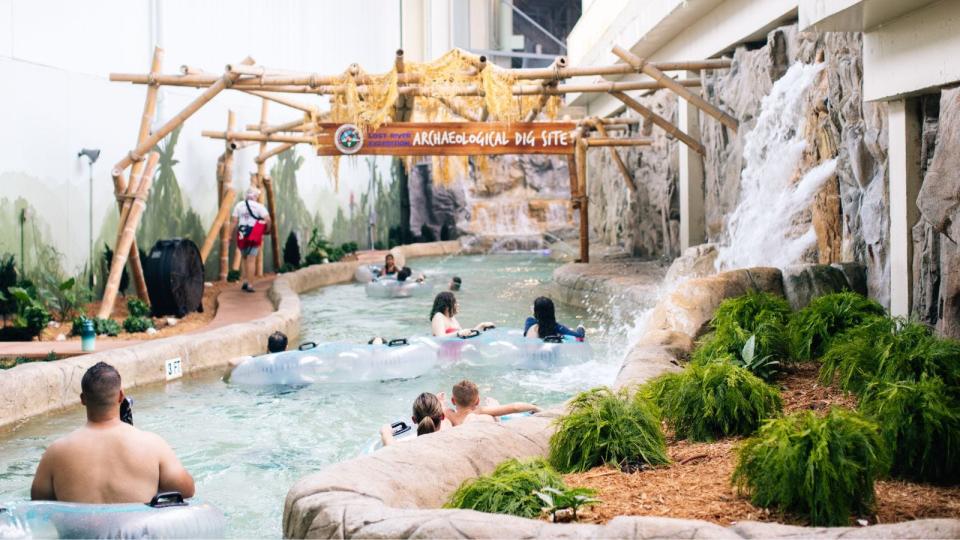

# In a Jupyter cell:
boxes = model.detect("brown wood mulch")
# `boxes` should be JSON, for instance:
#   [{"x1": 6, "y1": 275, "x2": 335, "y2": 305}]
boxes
[{"x1": 564, "y1": 364, "x2": 960, "y2": 527}]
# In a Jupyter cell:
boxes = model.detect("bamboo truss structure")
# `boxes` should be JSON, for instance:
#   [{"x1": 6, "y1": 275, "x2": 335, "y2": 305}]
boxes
[{"x1": 99, "y1": 45, "x2": 735, "y2": 317}]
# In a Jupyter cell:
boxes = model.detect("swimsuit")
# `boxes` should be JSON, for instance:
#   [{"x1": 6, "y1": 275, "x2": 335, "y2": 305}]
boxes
[{"x1": 523, "y1": 317, "x2": 585, "y2": 340}]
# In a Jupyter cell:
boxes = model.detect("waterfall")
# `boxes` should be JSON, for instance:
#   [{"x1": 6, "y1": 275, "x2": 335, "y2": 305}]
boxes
[{"x1": 716, "y1": 62, "x2": 836, "y2": 270}]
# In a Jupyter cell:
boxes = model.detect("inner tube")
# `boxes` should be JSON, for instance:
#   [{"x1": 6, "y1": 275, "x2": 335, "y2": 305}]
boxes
[
  {"x1": 0, "y1": 494, "x2": 225, "y2": 539},
  {"x1": 412, "y1": 328, "x2": 591, "y2": 370},
  {"x1": 363, "y1": 411, "x2": 536, "y2": 454},
  {"x1": 354, "y1": 265, "x2": 381, "y2": 283},
  {"x1": 228, "y1": 340, "x2": 436, "y2": 386},
  {"x1": 364, "y1": 278, "x2": 434, "y2": 299}
]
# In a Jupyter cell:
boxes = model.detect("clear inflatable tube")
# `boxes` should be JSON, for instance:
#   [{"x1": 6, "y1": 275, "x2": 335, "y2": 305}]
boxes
[
  {"x1": 227, "y1": 329, "x2": 590, "y2": 386},
  {"x1": 227, "y1": 340, "x2": 437, "y2": 386},
  {"x1": 363, "y1": 411, "x2": 535, "y2": 454},
  {"x1": 364, "y1": 278, "x2": 434, "y2": 299},
  {"x1": 354, "y1": 265, "x2": 380, "y2": 283},
  {"x1": 0, "y1": 496, "x2": 225, "y2": 539}
]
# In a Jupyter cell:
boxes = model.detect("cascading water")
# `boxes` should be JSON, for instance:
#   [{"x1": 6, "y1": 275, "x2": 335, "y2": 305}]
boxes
[{"x1": 716, "y1": 62, "x2": 836, "y2": 270}]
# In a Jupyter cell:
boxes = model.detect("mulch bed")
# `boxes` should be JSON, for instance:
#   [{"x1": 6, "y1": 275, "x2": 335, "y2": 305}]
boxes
[{"x1": 564, "y1": 363, "x2": 960, "y2": 527}]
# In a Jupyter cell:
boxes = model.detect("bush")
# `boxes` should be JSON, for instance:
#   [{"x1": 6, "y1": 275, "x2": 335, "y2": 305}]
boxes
[
  {"x1": 691, "y1": 292, "x2": 792, "y2": 380},
  {"x1": 283, "y1": 231, "x2": 301, "y2": 269},
  {"x1": 6, "y1": 285, "x2": 51, "y2": 340},
  {"x1": 859, "y1": 376, "x2": 960, "y2": 483},
  {"x1": 820, "y1": 318, "x2": 960, "y2": 394},
  {"x1": 645, "y1": 361, "x2": 782, "y2": 441},
  {"x1": 549, "y1": 387, "x2": 668, "y2": 473},
  {"x1": 535, "y1": 486, "x2": 600, "y2": 522},
  {"x1": 0, "y1": 253, "x2": 18, "y2": 321},
  {"x1": 123, "y1": 316, "x2": 154, "y2": 333},
  {"x1": 41, "y1": 277, "x2": 92, "y2": 322},
  {"x1": 303, "y1": 251, "x2": 324, "y2": 266},
  {"x1": 340, "y1": 241, "x2": 358, "y2": 254},
  {"x1": 126, "y1": 298, "x2": 151, "y2": 318},
  {"x1": 445, "y1": 458, "x2": 565, "y2": 518},
  {"x1": 277, "y1": 263, "x2": 298, "y2": 274},
  {"x1": 787, "y1": 292, "x2": 885, "y2": 361},
  {"x1": 733, "y1": 408, "x2": 889, "y2": 526},
  {"x1": 71, "y1": 316, "x2": 121, "y2": 337}
]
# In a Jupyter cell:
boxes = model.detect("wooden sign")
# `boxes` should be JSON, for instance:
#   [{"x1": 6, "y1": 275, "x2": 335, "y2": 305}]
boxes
[{"x1": 313, "y1": 122, "x2": 577, "y2": 156}]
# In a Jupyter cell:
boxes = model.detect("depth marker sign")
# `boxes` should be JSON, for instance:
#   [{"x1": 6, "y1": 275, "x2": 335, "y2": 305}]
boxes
[{"x1": 314, "y1": 122, "x2": 577, "y2": 156}]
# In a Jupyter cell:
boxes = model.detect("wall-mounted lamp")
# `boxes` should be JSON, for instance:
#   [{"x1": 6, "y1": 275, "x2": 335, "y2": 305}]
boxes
[{"x1": 78, "y1": 148, "x2": 101, "y2": 286}]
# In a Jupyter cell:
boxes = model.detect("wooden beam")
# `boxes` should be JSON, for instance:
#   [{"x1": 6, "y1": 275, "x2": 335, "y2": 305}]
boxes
[
  {"x1": 263, "y1": 177, "x2": 281, "y2": 272},
  {"x1": 594, "y1": 123, "x2": 636, "y2": 192},
  {"x1": 202, "y1": 131, "x2": 314, "y2": 144},
  {"x1": 219, "y1": 110, "x2": 236, "y2": 281},
  {"x1": 246, "y1": 118, "x2": 310, "y2": 135},
  {"x1": 98, "y1": 153, "x2": 160, "y2": 319},
  {"x1": 575, "y1": 137, "x2": 589, "y2": 264},
  {"x1": 584, "y1": 137, "x2": 654, "y2": 147},
  {"x1": 256, "y1": 142, "x2": 297, "y2": 164},
  {"x1": 255, "y1": 99, "x2": 269, "y2": 277},
  {"x1": 241, "y1": 90, "x2": 318, "y2": 114},
  {"x1": 612, "y1": 46, "x2": 738, "y2": 133},
  {"x1": 611, "y1": 91, "x2": 706, "y2": 155},
  {"x1": 200, "y1": 187, "x2": 235, "y2": 263}
]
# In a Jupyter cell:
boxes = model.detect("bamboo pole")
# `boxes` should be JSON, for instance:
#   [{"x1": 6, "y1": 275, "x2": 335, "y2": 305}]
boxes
[
  {"x1": 584, "y1": 137, "x2": 654, "y2": 147},
  {"x1": 113, "y1": 46, "x2": 164, "y2": 303},
  {"x1": 246, "y1": 118, "x2": 310, "y2": 134},
  {"x1": 200, "y1": 188, "x2": 236, "y2": 263},
  {"x1": 255, "y1": 99, "x2": 269, "y2": 276},
  {"x1": 575, "y1": 137, "x2": 589, "y2": 263},
  {"x1": 612, "y1": 46, "x2": 738, "y2": 133},
  {"x1": 111, "y1": 75, "x2": 703, "y2": 96},
  {"x1": 611, "y1": 91, "x2": 706, "y2": 155},
  {"x1": 263, "y1": 177, "x2": 281, "y2": 272},
  {"x1": 594, "y1": 123, "x2": 636, "y2": 192},
  {"x1": 97, "y1": 153, "x2": 160, "y2": 319},
  {"x1": 218, "y1": 110, "x2": 236, "y2": 281},
  {"x1": 436, "y1": 96, "x2": 481, "y2": 122},
  {"x1": 256, "y1": 142, "x2": 297, "y2": 164},
  {"x1": 202, "y1": 131, "x2": 314, "y2": 143},
  {"x1": 241, "y1": 90, "x2": 318, "y2": 114},
  {"x1": 111, "y1": 58, "x2": 729, "y2": 87}
]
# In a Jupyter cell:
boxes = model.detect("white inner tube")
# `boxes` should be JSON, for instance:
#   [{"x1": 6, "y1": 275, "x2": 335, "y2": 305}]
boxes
[
  {"x1": 228, "y1": 329, "x2": 590, "y2": 386},
  {"x1": 364, "y1": 278, "x2": 434, "y2": 299},
  {"x1": 0, "y1": 497, "x2": 225, "y2": 539},
  {"x1": 353, "y1": 265, "x2": 381, "y2": 283}
]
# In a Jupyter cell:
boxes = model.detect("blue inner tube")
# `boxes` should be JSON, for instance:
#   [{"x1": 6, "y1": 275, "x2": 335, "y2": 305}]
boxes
[
  {"x1": 0, "y1": 494, "x2": 225, "y2": 539},
  {"x1": 228, "y1": 329, "x2": 591, "y2": 386}
]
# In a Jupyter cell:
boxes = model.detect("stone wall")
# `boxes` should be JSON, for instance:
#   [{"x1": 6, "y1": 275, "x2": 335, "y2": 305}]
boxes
[
  {"x1": 588, "y1": 26, "x2": 892, "y2": 307},
  {"x1": 913, "y1": 88, "x2": 960, "y2": 338}
]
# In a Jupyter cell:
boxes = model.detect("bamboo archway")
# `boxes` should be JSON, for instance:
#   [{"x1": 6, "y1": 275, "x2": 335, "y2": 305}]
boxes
[{"x1": 99, "y1": 46, "x2": 736, "y2": 318}]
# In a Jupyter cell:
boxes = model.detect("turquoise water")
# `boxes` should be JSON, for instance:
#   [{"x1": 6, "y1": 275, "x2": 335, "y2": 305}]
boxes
[{"x1": 0, "y1": 254, "x2": 639, "y2": 538}]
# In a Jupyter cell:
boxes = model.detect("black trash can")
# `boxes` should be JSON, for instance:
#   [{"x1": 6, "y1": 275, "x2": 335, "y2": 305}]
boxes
[{"x1": 144, "y1": 239, "x2": 204, "y2": 318}]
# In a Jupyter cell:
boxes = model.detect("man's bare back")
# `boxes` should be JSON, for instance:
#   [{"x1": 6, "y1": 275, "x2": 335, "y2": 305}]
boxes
[
  {"x1": 31, "y1": 361, "x2": 194, "y2": 504},
  {"x1": 31, "y1": 419, "x2": 194, "y2": 504}
]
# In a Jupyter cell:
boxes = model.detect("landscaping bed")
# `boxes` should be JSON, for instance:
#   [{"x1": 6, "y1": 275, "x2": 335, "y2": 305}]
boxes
[{"x1": 564, "y1": 362, "x2": 960, "y2": 526}]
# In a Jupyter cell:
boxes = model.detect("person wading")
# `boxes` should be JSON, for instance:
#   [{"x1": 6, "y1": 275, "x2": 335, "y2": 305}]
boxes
[
  {"x1": 232, "y1": 186, "x2": 272, "y2": 293},
  {"x1": 30, "y1": 362, "x2": 195, "y2": 503}
]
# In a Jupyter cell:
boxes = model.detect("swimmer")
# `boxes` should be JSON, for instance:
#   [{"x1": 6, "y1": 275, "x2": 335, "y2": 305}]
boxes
[
  {"x1": 382, "y1": 253, "x2": 398, "y2": 276},
  {"x1": 441, "y1": 380, "x2": 540, "y2": 427},
  {"x1": 267, "y1": 331, "x2": 288, "y2": 353},
  {"x1": 524, "y1": 296, "x2": 585, "y2": 340},
  {"x1": 429, "y1": 292, "x2": 494, "y2": 337},
  {"x1": 449, "y1": 276, "x2": 462, "y2": 291},
  {"x1": 31, "y1": 362, "x2": 195, "y2": 503},
  {"x1": 379, "y1": 392, "x2": 451, "y2": 446}
]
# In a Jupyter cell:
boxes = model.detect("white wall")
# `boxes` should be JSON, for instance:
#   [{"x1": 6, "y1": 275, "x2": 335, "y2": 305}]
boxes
[{"x1": 0, "y1": 0, "x2": 401, "y2": 273}]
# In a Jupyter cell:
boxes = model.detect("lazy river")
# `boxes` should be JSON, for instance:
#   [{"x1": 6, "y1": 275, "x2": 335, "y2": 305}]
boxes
[{"x1": 0, "y1": 253, "x2": 645, "y2": 538}]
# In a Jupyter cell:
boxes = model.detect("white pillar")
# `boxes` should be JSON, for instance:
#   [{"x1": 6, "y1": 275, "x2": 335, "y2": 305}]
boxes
[
  {"x1": 887, "y1": 98, "x2": 922, "y2": 317},
  {"x1": 678, "y1": 71, "x2": 705, "y2": 251}
]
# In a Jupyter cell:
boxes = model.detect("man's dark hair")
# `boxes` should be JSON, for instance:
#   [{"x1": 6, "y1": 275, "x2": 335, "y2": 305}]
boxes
[
  {"x1": 397, "y1": 267, "x2": 413, "y2": 282},
  {"x1": 268, "y1": 331, "x2": 288, "y2": 353},
  {"x1": 81, "y1": 362, "x2": 122, "y2": 408},
  {"x1": 450, "y1": 276, "x2": 462, "y2": 291}
]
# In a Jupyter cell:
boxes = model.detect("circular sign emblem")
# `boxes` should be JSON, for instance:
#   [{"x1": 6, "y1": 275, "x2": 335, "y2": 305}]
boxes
[{"x1": 334, "y1": 124, "x2": 364, "y2": 154}]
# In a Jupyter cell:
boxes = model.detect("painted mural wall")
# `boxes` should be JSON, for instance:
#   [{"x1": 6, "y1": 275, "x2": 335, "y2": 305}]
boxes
[{"x1": 0, "y1": 0, "x2": 402, "y2": 286}]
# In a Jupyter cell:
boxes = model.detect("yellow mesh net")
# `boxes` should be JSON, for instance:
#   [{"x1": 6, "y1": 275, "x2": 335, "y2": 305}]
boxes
[{"x1": 311, "y1": 48, "x2": 564, "y2": 188}]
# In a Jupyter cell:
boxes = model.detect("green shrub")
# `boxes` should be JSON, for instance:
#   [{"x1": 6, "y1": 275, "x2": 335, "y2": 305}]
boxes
[
  {"x1": 126, "y1": 298, "x2": 151, "y2": 318},
  {"x1": 787, "y1": 292, "x2": 885, "y2": 361},
  {"x1": 549, "y1": 387, "x2": 668, "y2": 473},
  {"x1": 303, "y1": 251, "x2": 324, "y2": 265},
  {"x1": 445, "y1": 458, "x2": 565, "y2": 518},
  {"x1": 122, "y1": 316, "x2": 154, "y2": 333},
  {"x1": 226, "y1": 270, "x2": 241, "y2": 282},
  {"x1": 7, "y1": 286, "x2": 51, "y2": 339},
  {"x1": 820, "y1": 318, "x2": 960, "y2": 394},
  {"x1": 0, "y1": 253, "x2": 18, "y2": 321},
  {"x1": 71, "y1": 316, "x2": 121, "y2": 337},
  {"x1": 40, "y1": 276, "x2": 91, "y2": 322},
  {"x1": 733, "y1": 408, "x2": 889, "y2": 526},
  {"x1": 645, "y1": 361, "x2": 782, "y2": 441},
  {"x1": 859, "y1": 376, "x2": 960, "y2": 484},
  {"x1": 340, "y1": 241, "x2": 358, "y2": 254},
  {"x1": 691, "y1": 292, "x2": 792, "y2": 380},
  {"x1": 277, "y1": 263, "x2": 298, "y2": 274},
  {"x1": 535, "y1": 486, "x2": 600, "y2": 522}
]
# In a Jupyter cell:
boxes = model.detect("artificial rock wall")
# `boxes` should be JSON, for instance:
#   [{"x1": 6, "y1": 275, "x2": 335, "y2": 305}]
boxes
[{"x1": 588, "y1": 26, "x2": 892, "y2": 307}]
